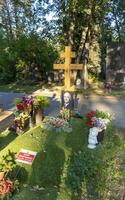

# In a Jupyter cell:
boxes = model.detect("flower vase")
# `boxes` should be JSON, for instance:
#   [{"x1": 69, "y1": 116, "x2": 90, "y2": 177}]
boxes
[
  {"x1": 35, "y1": 108, "x2": 44, "y2": 125},
  {"x1": 24, "y1": 117, "x2": 29, "y2": 129},
  {"x1": 29, "y1": 107, "x2": 36, "y2": 127},
  {"x1": 97, "y1": 130, "x2": 105, "y2": 144}
]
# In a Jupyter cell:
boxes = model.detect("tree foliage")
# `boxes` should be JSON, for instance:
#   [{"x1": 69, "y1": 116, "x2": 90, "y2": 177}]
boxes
[{"x1": 0, "y1": 0, "x2": 125, "y2": 83}]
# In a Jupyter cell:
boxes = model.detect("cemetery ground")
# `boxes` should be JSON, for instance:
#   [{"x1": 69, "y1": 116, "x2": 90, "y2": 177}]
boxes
[
  {"x1": 1, "y1": 83, "x2": 125, "y2": 199},
  {"x1": 0, "y1": 118, "x2": 125, "y2": 199},
  {"x1": 1, "y1": 81, "x2": 125, "y2": 99},
  {"x1": 0, "y1": 82, "x2": 44, "y2": 93}
]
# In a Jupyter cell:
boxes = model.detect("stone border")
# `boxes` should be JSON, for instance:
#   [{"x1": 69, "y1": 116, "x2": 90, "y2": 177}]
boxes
[{"x1": 0, "y1": 111, "x2": 14, "y2": 133}]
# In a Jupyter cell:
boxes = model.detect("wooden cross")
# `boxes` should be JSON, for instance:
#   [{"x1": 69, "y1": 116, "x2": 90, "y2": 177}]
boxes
[{"x1": 53, "y1": 46, "x2": 84, "y2": 89}]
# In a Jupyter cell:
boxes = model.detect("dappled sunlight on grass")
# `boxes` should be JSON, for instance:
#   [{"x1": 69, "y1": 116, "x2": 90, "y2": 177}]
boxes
[
  {"x1": 0, "y1": 119, "x2": 124, "y2": 200},
  {"x1": 0, "y1": 130, "x2": 17, "y2": 151}
]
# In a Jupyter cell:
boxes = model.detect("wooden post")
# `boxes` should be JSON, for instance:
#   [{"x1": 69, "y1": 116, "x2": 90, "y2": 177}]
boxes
[{"x1": 65, "y1": 46, "x2": 71, "y2": 88}]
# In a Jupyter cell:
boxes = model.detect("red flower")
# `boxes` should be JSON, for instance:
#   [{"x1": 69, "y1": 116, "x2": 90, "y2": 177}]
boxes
[
  {"x1": 0, "y1": 179, "x2": 13, "y2": 195},
  {"x1": 17, "y1": 103, "x2": 24, "y2": 112},
  {"x1": 84, "y1": 111, "x2": 97, "y2": 128},
  {"x1": 88, "y1": 121, "x2": 94, "y2": 127},
  {"x1": 90, "y1": 111, "x2": 96, "y2": 116},
  {"x1": 85, "y1": 114, "x2": 91, "y2": 119}
]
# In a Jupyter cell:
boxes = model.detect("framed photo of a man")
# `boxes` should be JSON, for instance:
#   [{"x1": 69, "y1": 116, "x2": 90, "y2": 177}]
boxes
[{"x1": 61, "y1": 91, "x2": 74, "y2": 110}]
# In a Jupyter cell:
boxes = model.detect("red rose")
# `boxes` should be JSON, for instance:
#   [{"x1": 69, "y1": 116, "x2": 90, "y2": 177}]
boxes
[
  {"x1": 88, "y1": 121, "x2": 94, "y2": 127},
  {"x1": 17, "y1": 103, "x2": 24, "y2": 112},
  {"x1": 90, "y1": 111, "x2": 96, "y2": 116}
]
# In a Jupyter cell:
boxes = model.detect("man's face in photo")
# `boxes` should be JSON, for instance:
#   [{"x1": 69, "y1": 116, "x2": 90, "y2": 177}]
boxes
[{"x1": 64, "y1": 92, "x2": 71, "y2": 105}]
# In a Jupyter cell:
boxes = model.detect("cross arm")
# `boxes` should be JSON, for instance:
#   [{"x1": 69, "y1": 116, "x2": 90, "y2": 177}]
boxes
[
  {"x1": 53, "y1": 64, "x2": 65, "y2": 70},
  {"x1": 70, "y1": 64, "x2": 84, "y2": 70}
]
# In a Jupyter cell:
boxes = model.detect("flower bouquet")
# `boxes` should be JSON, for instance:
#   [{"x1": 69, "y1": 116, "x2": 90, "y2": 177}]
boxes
[
  {"x1": 14, "y1": 112, "x2": 30, "y2": 133},
  {"x1": 0, "y1": 179, "x2": 19, "y2": 199},
  {"x1": 41, "y1": 116, "x2": 72, "y2": 133},
  {"x1": 60, "y1": 108, "x2": 71, "y2": 121},
  {"x1": 85, "y1": 110, "x2": 111, "y2": 129},
  {"x1": 15, "y1": 97, "x2": 33, "y2": 115},
  {"x1": 85, "y1": 110, "x2": 112, "y2": 144}
]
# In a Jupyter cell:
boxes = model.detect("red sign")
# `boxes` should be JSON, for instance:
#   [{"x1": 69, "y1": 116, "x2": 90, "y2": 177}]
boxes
[{"x1": 16, "y1": 149, "x2": 37, "y2": 165}]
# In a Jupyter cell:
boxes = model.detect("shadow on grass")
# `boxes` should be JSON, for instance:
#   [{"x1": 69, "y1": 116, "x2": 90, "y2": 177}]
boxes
[
  {"x1": 8, "y1": 165, "x2": 28, "y2": 183},
  {"x1": 28, "y1": 130, "x2": 65, "y2": 200},
  {"x1": 65, "y1": 123, "x2": 125, "y2": 200},
  {"x1": 0, "y1": 131, "x2": 17, "y2": 151}
]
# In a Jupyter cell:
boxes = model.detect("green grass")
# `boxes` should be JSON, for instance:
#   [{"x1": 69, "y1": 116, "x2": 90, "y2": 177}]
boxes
[
  {"x1": 0, "y1": 130, "x2": 17, "y2": 151},
  {"x1": 0, "y1": 119, "x2": 125, "y2": 200}
]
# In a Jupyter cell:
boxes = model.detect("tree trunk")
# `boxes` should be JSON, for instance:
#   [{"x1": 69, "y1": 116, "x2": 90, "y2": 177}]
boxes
[
  {"x1": 4, "y1": 0, "x2": 13, "y2": 39},
  {"x1": 76, "y1": 27, "x2": 89, "y2": 63},
  {"x1": 76, "y1": 27, "x2": 90, "y2": 89},
  {"x1": 83, "y1": 42, "x2": 90, "y2": 89},
  {"x1": 76, "y1": 0, "x2": 96, "y2": 89},
  {"x1": 13, "y1": 0, "x2": 19, "y2": 38},
  {"x1": 68, "y1": 1, "x2": 77, "y2": 46}
]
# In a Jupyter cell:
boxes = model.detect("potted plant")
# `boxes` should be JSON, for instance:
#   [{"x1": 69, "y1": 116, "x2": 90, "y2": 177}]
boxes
[
  {"x1": 60, "y1": 107, "x2": 71, "y2": 122},
  {"x1": 0, "y1": 150, "x2": 16, "y2": 181},
  {"x1": 34, "y1": 96, "x2": 50, "y2": 125}
]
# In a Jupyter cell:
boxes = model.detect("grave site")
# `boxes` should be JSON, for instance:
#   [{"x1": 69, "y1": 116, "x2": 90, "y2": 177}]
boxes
[
  {"x1": 0, "y1": 66, "x2": 125, "y2": 199},
  {"x1": 0, "y1": 1, "x2": 125, "y2": 199},
  {"x1": 0, "y1": 92, "x2": 125, "y2": 200}
]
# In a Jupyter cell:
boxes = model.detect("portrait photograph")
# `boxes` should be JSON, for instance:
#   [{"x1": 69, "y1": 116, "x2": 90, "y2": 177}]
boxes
[{"x1": 61, "y1": 91, "x2": 74, "y2": 110}]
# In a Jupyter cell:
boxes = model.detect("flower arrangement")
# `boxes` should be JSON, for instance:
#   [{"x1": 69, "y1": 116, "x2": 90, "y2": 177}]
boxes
[
  {"x1": 85, "y1": 110, "x2": 112, "y2": 129},
  {"x1": 33, "y1": 96, "x2": 50, "y2": 110},
  {"x1": 15, "y1": 97, "x2": 33, "y2": 114},
  {"x1": 14, "y1": 97, "x2": 34, "y2": 132},
  {"x1": 0, "y1": 179, "x2": 19, "y2": 199},
  {"x1": 41, "y1": 116, "x2": 72, "y2": 133},
  {"x1": 14, "y1": 112, "x2": 30, "y2": 133},
  {"x1": 0, "y1": 151, "x2": 19, "y2": 198},
  {"x1": 60, "y1": 108, "x2": 71, "y2": 121},
  {"x1": 0, "y1": 179, "x2": 13, "y2": 197},
  {"x1": 13, "y1": 96, "x2": 50, "y2": 129},
  {"x1": 15, "y1": 96, "x2": 50, "y2": 112}
]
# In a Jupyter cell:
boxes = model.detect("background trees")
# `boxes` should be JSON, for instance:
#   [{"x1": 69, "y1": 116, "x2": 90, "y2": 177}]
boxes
[{"x1": 0, "y1": 0, "x2": 124, "y2": 83}]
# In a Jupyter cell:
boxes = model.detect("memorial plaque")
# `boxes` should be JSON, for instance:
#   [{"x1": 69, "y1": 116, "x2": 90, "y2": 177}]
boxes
[{"x1": 16, "y1": 149, "x2": 37, "y2": 165}]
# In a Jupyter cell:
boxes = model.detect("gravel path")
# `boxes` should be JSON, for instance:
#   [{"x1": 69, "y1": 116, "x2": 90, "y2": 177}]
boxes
[
  {"x1": 0, "y1": 91, "x2": 125, "y2": 128},
  {"x1": 0, "y1": 92, "x2": 26, "y2": 110}
]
